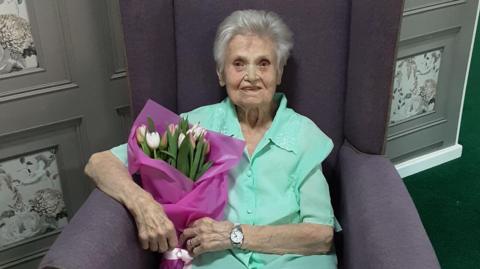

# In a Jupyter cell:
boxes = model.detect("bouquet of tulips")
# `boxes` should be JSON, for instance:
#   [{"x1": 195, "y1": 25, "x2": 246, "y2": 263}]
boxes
[
  {"x1": 136, "y1": 117, "x2": 212, "y2": 181},
  {"x1": 127, "y1": 100, "x2": 244, "y2": 269}
]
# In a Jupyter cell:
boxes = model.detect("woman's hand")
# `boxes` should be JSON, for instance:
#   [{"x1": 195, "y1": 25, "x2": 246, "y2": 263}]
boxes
[
  {"x1": 180, "y1": 217, "x2": 234, "y2": 257},
  {"x1": 85, "y1": 151, "x2": 178, "y2": 253},
  {"x1": 129, "y1": 194, "x2": 178, "y2": 253}
]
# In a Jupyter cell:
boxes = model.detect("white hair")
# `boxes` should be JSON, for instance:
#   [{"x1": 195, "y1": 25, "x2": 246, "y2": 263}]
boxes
[{"x1": 213, "y1": 9, "x2": 294, "y2": 76}]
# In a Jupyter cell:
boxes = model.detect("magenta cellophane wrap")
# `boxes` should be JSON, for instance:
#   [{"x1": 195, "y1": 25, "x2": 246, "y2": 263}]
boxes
[{"x1": 127, "y1": 100, "x2": 245, "y2": 269}]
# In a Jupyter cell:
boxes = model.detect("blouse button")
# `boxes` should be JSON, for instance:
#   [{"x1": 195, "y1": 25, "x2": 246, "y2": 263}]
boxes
[{"x1": 246, "y1": 170, "x2": 252, "y2": 177}]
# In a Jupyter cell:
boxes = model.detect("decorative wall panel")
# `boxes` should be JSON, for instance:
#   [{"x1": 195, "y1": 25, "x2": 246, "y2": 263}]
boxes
[
  {"x1": 106, "y1": 0, "x2": 126, "y2": 80},
  {"x1": 0, "y1": 0, "x2": 38, "y2": 75},
  {"x1": 0, "y1": 149, "x2": 67, "y2": 248},
  {"x1": 390, "y1": 49, "x2": 442, "y2": 124},
  {"x1": 385, "y1": 0, "x2": 478, "y2": 168}
]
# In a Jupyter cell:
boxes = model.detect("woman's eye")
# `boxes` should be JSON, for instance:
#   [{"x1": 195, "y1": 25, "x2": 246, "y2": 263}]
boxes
[
  {"x1": 259, "y1": 60, "x2": 270, "y2": 67},
  {"x1": 233, "y1": 61, "x2": 244, "y2": 67}
]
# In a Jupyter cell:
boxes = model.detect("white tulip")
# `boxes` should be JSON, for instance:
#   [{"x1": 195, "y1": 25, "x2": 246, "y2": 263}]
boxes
[
  {"x1": 178, "y1": 133, "x2": 186, "y2": 147},
  {"x1": 146, "y1": 131, "x2": 160, "y2": 149}
]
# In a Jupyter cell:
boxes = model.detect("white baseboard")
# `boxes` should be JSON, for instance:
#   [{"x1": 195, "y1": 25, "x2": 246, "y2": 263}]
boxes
[{"x1": 395, "y1": 144, "x2": 463, "y2": 178}]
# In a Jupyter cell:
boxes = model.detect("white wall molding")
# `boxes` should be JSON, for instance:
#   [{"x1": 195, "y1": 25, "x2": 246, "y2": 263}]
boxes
[
  {"x1": 456, "y1": 0, "x2": 480, "y2": 145},
  {"x1": 395, "y1": 144, "x2": 463, "y2": 178}
]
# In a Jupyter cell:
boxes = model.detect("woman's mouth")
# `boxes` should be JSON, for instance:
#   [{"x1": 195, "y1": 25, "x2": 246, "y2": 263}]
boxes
[{"x1": 240, "y1": 86, "x2": 261, "y2": 91}]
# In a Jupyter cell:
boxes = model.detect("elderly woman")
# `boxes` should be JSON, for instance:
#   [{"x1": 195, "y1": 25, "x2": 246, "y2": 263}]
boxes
[{"x1": 85, "y1": 9, "x2": 341, "y2": 269}]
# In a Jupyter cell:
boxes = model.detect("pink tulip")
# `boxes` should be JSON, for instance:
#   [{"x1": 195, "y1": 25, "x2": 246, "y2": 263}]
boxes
[
  {"x1": 168, "y1": 123, "x2": 176, "y2": 135},
  {"x1": 187, "y1": 123, "x2": 207, "y2": 139},
  {"x1": 204, "y1": 139, "x2": 210, "y2": 155},
  {"x1": 161, "y1": 132, "x2": 168, "y2": 148},
  {"x1": 188, "y1": 132, "x2": 196, "y2": 149},
  {"x1": 136, "y1": 125, "x2": 147, "y2": 143}
]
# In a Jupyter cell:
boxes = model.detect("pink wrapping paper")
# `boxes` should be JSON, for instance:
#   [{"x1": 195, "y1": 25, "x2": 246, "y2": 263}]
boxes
[{"x1": 127, "y1": 100, "x2": 245, "y2": 269}]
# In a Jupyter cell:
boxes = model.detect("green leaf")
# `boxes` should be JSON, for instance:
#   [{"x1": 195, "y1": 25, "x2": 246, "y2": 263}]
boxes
[
  {"x1": 179, "y1": 117, "x2": 189, "y2": 134},
  {"x1": 147, "y1": 117, "x2": 156, "y2": 133},
  {"x1": 160, "y1": 150, "x2": 176, "y2": 159},
  {"x1": 197, "y1": 136, "x2": 207, "y2": 172},
  {"x1": 176, "y1": 138, "x2": 191, "y2": 177},
  {"x1": 140, "y1": 140, "x2": 151, "y2": 156},
  {"x1": 178, "y1": 118, "x2": 183, "y2": 133},
  {"x1": 173, "y1": 129, "x2": 181, "y2": 167},
  {"x1": 188, "y1": 137, "x2": 195, "y2": 168},
  {"x1": 196, "y1": 161, "x2": 212, "y2": 180},
  {"x1": 167, "y1": 128, "x2": 179, "y2": 167},
  {"x1": 189, "y1": 142, "x2": 203, "y2": 179}
]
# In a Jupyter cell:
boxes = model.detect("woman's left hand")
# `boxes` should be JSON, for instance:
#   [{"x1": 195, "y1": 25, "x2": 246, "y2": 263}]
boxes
[{"x1": 180, "y1": 217, "x2": 234, "y2": 257}]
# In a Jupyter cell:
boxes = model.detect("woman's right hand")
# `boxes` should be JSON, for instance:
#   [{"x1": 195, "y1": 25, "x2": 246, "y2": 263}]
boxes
[
  {"x1": 128, "y1": 194, "x2": 178, "y2": 253},
  {"x1": 85, "y1": 150, "x2": 178, "y2": 253}
]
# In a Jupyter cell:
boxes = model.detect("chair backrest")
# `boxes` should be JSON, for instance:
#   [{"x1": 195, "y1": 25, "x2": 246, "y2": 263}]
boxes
[{"x1": 119, "y1": 0, "x2": 403, "y2": 181}]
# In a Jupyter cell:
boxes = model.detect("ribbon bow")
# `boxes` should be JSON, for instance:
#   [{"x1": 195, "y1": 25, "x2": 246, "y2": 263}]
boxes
[{"x1": 163, "y1": 248, "x2": 194, "y2": 269}]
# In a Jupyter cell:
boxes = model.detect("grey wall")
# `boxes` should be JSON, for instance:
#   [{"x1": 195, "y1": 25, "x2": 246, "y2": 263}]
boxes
[
  {"x1": 385, "y1": 0, "x2": 479, "y2": 163},
  {"x1": 0, "y1": 0, "x2": 130, "y2": 267}
]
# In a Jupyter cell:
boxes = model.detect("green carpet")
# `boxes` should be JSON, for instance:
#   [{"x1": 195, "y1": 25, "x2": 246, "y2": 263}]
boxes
[{"x1": 403, "y1": 18, "x2": 480, "y2": 268}]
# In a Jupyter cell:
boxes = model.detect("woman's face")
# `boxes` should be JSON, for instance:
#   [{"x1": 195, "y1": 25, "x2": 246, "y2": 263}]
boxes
[{"x1": 219, "y1": 34, "x2": 281, "y2": 110}]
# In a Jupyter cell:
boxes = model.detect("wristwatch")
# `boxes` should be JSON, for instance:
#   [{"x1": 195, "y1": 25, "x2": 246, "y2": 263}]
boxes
[{"x1": 230, "y1": 223, "x2": 244, "y2": 248}]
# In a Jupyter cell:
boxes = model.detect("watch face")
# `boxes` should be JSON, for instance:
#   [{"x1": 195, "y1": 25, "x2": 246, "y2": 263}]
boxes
[{"x1": 231, "y1": 229, "x2": 243, "y2": 243}]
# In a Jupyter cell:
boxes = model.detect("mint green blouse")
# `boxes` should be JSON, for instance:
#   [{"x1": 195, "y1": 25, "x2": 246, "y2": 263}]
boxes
[{"x1": 110, "y1": 93, "x2": 342, "y2": 269}]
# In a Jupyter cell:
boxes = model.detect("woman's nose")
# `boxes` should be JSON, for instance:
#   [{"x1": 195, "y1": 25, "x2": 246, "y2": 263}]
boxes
[{"x1": 245, "y1": 64, "x2": 259, "y2": 82}]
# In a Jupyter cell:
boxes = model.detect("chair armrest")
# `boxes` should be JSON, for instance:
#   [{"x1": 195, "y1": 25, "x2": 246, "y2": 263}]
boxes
[
  {"x1": 337, "y1": 141, "x2": 440, "y2": 269},
  {"x1": 39, "y1": 189, "x2": 158, "y2": 269}
]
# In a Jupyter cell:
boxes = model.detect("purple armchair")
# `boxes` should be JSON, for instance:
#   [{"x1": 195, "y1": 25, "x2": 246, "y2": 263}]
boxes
[{"x1": 40, "y1": 1, "x2": 440, "y2": 268}]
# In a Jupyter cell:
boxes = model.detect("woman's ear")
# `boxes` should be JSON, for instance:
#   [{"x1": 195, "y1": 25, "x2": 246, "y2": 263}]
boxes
[{"x1": 216, "y1": 69, "x2": 225, "y2": 87}]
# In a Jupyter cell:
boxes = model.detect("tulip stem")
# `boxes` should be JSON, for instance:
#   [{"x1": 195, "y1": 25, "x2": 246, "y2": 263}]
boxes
[{"x1": 141, "y1": 141, "x2": 151, "y2": 156}]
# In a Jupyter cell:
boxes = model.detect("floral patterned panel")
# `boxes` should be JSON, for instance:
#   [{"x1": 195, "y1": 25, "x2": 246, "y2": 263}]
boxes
[
  {"x1": 390, "y1": 49, "x2": 442, "y2": 124},
  {"x1": 0, "y1": 0, "x2": 38, "y2": 75},
  {"x1": 0, "y1": 148, "x2": 67, "y2": 248}
]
